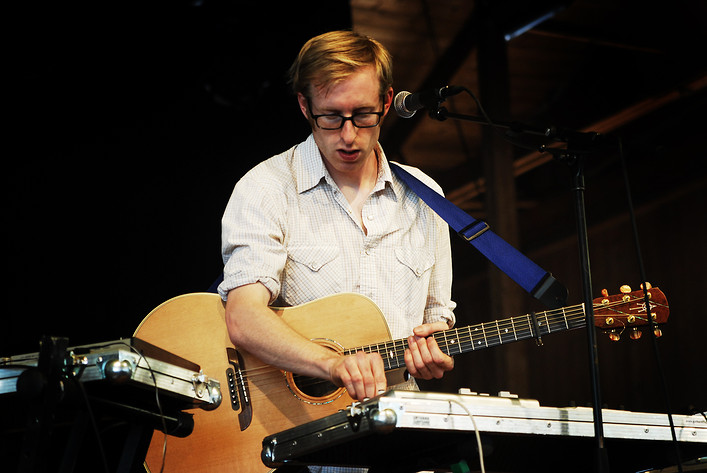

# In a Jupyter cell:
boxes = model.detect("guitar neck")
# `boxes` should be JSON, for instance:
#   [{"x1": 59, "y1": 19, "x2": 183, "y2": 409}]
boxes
[{"x1": 346, "y1": 302, "x2": 588, "y2": 371}]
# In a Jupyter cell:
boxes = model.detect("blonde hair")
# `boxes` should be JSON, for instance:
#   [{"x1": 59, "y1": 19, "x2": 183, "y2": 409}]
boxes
[{"x1": 288, "y1": 30, "x2": 393, "y2": 102}]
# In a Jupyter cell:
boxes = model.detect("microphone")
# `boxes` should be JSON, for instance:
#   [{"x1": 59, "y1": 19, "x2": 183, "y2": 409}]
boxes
[{"x1": 394, "y1": 85, "x2": 464, "y2": 118}]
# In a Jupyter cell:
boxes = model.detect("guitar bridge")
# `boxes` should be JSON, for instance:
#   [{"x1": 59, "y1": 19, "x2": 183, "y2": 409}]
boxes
[{"x1": 226, "y1": 347, "x2": 253, "y2": 431}]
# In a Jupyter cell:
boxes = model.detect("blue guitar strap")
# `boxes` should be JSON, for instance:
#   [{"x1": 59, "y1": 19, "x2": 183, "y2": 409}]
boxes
[{"x1": 391, "y1": 162, "x2": 567, "y2": 309}]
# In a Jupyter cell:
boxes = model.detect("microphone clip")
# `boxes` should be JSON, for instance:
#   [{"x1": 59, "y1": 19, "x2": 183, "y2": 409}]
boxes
[{"x1": 394, "y1": 86, "x2": 464, "y2": 119}]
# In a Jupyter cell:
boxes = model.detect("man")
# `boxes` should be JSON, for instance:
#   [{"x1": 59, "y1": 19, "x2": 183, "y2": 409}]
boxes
[{"x1": 218, "y1": 30, "x2": 456, "y2": 405}]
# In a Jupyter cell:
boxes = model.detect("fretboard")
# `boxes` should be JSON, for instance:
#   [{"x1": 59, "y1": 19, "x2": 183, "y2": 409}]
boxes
[{"x1": 345, "y1": 302, "x2": 588, "y2": 371}]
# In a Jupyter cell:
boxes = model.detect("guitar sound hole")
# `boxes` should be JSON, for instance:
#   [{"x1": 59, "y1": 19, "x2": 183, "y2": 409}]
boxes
[{"x1": 292, "y1": 374, "x2": 339, "y2": 398}]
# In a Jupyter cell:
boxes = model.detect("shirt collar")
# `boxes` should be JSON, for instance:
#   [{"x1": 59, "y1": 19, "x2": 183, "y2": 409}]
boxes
[
  {"x1": 374, "y1": 145, "x2": 397, "y2": 194},
  {"x1": 296, "y1": 134, "x2": 328, "y2": 194},
  {"x1": 295, "y1": 134, "x2": 399, "y2": 198}
]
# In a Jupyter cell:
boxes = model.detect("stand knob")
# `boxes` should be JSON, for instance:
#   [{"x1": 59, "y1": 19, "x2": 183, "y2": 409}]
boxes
[
  {"x1": 103, "y1": 358, "x2": 133, "y2": 383},
  {"x1": 370, "y1": 408, "x2": 397, "y2": 433}
]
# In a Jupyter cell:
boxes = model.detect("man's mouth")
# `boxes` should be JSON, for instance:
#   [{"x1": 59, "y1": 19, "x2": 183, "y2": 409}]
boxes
[{"x1": 338, "y1": 149, "x2": 359, "y2": 160}]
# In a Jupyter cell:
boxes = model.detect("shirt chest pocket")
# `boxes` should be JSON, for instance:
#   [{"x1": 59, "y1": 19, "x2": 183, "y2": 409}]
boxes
[
  {"x1": 391, "y1": 247, "x2": 436, "y2": 310},
  {"x1": 282, "y1": 245, "x2": 342, "y2": 304},
  {"x1": 395, "y1": 247, "x2": 435, "y2": 277}
]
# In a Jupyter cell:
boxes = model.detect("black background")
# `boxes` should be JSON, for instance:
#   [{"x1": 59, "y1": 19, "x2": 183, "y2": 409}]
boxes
[{"x1": 5, "y1": 2, "x2": 352, "y2": 355}]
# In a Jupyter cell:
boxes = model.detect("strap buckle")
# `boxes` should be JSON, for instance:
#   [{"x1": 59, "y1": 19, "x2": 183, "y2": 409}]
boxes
[{"x1": 458, "y1": 220, "x2": 490, "y2": 242}]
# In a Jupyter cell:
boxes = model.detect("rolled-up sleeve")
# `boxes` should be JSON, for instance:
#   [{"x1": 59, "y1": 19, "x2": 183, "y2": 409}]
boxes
[{"x1": 218, "y1": 167, "x2": 287, "y2": 304}]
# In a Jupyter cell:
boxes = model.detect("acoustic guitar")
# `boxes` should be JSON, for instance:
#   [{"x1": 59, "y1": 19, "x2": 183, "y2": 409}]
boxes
[{"x1": 133, "y1": 286, "x2": 668, "y2": 472}]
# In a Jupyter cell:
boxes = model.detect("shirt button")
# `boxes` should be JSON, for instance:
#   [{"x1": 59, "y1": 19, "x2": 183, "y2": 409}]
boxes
[{"x1": 367, "y1": 214, "x2": 374, "y2": 221}]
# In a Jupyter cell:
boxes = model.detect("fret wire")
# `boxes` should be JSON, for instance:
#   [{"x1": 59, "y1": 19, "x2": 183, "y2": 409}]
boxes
[
  {"x1": 393, "y1": 338, "x2": 405, "y2": 367},
  {"x1": 452, "y1": 329, "x2": 461, "y2": 355},
  {"x1": 388, "y1": 340, "x2": 401, "y2": 364},
  {"x1": 378, "y1": 341, "x2": 391, "y2": 370},
  {"x1": 450, "y1": 328, "x2": 461, "y2": 351},
  {"x1": 440, "y1": 330, "x2": 449, "y2": 356},
  {"x1": 544, "y1": 311, "x2": 551, "y2": 334},
  {"x1": 378, "y1": 340, "x2": 392, "y2": 369},
  {"x1": 474, "y1": 328, "x2": 487, "y2": 347},
  {"x1": 465, "y1": 326, "x2": 477, "y2": 350},
  {"x1": 445, "y1": 329, "x2": 461, "y2": 356},
  {"x1": 447, "y1": 329, "x2": 459, "y2": 351}
]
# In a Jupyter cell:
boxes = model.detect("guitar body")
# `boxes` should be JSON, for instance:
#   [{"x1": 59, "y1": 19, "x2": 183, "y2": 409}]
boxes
[{"x1": 133, "y1": 292, "x2": 394, "y2": 473}]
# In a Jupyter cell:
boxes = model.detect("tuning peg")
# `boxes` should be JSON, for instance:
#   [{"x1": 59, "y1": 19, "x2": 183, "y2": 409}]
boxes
[
  {"x1": 608, "y1": 330, "x2": 620, "y2": 342},
  {"x1": 629, "y1": 327, "x2": 642, "y2": 340},
  {"x1": 653, "y1": 328, "x2": 663, "y2": 338},
  {"x1": 620, "y1": 285, "x2": 632, "y2": 294},
  {"x1": 601, "y1": 288, "x2": 609, "y2": 297},
  {"x1": 641, "y1": 282, "x2": 652, "y2": 290}
]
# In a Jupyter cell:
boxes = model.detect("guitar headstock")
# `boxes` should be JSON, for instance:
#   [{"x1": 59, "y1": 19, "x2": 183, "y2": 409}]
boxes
[{"x1": 592, "y1": 283, "x2": 669, "y2": 341}]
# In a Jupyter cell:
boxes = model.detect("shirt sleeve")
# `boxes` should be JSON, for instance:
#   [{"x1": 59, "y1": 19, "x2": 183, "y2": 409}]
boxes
[
  {"x1": 419, "y1": 206, "x2": 456, "y2": 329},
  {"x1": 217, "y1": 167, "x2": 287, "y2": 304}
]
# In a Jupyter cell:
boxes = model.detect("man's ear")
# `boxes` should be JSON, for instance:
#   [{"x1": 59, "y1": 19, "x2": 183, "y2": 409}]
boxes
[
  {"x1": 296, "y1": 93, "x2": 309, "y2": 119},
  {"x1": 382, "y1": 87, "x2": 394, "y2": 116}
]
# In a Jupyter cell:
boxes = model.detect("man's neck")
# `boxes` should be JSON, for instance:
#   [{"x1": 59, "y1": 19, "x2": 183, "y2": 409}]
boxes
[
  {"x1": 325, "y1": 149, "x2": 379, "y2": 198},
  {"x1": 325, "y1": 149, "x2": 379, "y2": 233}
]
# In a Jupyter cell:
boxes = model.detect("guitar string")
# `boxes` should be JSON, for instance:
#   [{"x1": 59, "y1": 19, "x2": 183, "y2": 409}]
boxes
[
  {"x1": 235, "y1": 296, "x2": 664, "y2": 386},
  {"x1": 236, "y1": 296, "x2": 665, "y2": 394},
  {"x1": 352, "y1": 295, "x2": 660, "y2": 360}
]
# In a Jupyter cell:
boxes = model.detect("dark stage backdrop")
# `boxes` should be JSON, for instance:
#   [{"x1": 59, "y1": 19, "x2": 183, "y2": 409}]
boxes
[{"x1": 5, "y1": 2, "x2": 352, "y2": 356}]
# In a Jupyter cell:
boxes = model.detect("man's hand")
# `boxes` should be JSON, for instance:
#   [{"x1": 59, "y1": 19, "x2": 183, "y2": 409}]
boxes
[
  {"x1": 329, "y1": 351, "x2": 387, "y2": 401},
  {"x1": 404, "y1": 321, "x2": 454, "y2": 380}
]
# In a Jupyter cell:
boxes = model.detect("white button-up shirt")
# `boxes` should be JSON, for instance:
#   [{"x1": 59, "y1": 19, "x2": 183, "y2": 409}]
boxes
[{"x1": 219, "y1": 134, "x2": 455, "y2": 340}]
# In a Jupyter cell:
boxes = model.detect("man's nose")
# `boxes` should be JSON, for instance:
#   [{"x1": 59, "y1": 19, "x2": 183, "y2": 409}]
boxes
[{"x1": 340, "y1": 119, "x2": 357, "y2": 142}]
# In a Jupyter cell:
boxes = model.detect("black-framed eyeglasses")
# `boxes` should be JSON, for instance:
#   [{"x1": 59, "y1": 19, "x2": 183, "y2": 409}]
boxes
[{"x1": 308, "y1": 102, "x2": 385, "y2": 130}]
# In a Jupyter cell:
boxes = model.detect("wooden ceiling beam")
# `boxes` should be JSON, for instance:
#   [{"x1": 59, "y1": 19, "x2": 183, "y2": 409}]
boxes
[
  {"x1": 447, "y1": 73, "x2": 707, "y2": 210},
  {"x1": 381, "y1": 8, "x2": 482, "y2": 160}
]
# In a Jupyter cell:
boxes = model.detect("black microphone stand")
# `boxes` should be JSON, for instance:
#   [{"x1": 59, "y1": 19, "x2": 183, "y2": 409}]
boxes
[{"x1": 428, "y1": 105, "x2": 611, "y2": 472}]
